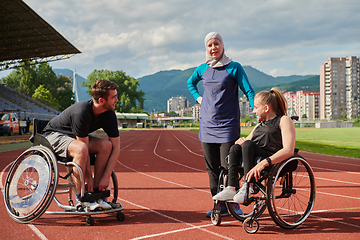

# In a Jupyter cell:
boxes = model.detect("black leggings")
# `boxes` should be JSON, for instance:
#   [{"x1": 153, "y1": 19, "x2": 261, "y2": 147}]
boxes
[
  {"x1": 201, "y1": 141, "x2": 235, "y2": 196},
  {"x1": 227, "y1": 140, "x2": 271, "y2": 188}
]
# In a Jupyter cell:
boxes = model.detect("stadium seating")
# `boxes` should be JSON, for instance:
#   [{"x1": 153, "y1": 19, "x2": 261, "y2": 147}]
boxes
[{"x1": 0, "y1": 84, "x2": 59, "y2": 120}]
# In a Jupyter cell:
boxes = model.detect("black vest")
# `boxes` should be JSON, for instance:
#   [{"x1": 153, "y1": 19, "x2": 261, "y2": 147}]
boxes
[{"x1": 251, "y1": 115, "x2": 283, "y2": 154}]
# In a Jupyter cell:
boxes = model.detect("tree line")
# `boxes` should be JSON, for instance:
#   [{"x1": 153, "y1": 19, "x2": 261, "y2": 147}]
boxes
[{"x1": 0, "y1": 61, "x2": 145, "y2": 113}]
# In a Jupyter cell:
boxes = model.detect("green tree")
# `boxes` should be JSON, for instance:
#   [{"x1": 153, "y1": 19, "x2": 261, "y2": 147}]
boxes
[
  {"x1": 1, "y1": 61, "x2": 74, "y2": 111},
  {"x1": 32, "y1": 85, "x2": 59, "y2": 109},
  {"x1": 87, "y1": 69, "x2": 145, "y2": 113},
  {"x1": 2, "y1": 60, "x2": 38, "y2": 96},
  {"x1": 241, "y1": 116, "x2": 252, "y2": 123}
]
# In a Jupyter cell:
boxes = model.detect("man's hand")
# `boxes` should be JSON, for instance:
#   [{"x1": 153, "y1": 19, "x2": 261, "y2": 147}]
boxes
[
  {"x1": 98, "y1": 176, "x2": 110, "y2": 192},
  {"x1": 85, "y1": 176, "x2": 94, "y2": 193}
]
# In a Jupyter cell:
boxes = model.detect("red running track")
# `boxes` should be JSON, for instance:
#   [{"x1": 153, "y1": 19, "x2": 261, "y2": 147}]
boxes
[{"x1": 1, "y1": 129, "x2": 360, "y2": 239}]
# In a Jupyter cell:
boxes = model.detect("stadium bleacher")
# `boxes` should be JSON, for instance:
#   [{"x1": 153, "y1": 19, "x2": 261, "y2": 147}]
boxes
[{"x1": 0, "y1": 84, "x2": 59, "y2": 121}]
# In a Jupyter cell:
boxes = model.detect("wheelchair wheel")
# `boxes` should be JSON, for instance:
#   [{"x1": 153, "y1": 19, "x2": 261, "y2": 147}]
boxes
[
  {"x1": 243, "y1": 217, "x2": 259, "y2": 234},
  {"x1": 4, "y1": 146, "x2": 58, "y2": 223},
  {"x1": 266, "y1": 156, "x2": 315, "y2": 229},
  {"x1": 210, "y1": 207, "x2": 222, "y2": 226},
  {"x1": 110, "y1": 170, "x2": 118, "y2": 203},
  {"x1": 219, "y1": 170, "x2": 267, "y2": 221}
]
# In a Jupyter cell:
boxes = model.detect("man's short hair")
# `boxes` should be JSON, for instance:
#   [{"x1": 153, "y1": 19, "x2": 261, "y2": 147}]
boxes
[{"x1": 91, "y1": 79, "x2": 119, "y2": 102}]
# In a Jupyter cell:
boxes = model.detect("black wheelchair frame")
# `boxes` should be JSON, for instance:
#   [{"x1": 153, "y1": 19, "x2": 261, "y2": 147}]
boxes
[
  {"x1": 211, "y1": 150, "x2": 316, "y2": 234},
  {"x1": 4, "y1": 119, "x2": 124, "y2": 226}
]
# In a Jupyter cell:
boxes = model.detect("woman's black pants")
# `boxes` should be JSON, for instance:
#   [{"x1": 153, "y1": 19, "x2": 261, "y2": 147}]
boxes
[{"x1": 227, "y1": 140, "x2": 270, "y2": 188}]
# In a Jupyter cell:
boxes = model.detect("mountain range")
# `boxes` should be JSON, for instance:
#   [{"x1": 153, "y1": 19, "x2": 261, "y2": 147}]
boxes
[
  {"x1": 54, "y1": 67, "x2": 320, "y2": 113},
  {"x1": 136, "y1": 66, "x2": 320, "y2": 112}
]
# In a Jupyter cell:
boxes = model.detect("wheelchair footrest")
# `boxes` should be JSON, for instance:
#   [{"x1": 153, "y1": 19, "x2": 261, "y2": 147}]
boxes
[{"x1": 80, "y1": 190, "x2": 110, "y2": 202}]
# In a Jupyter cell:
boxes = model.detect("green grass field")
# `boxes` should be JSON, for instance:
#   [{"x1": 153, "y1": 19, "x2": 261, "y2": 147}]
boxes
[{"x1": 240, "y1": 127, "x2": 360, "y2": 158}]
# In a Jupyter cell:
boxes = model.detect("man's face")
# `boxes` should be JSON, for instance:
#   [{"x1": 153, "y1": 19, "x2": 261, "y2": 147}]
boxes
[{"x1": 102, "y1": 89, "x2": 118, "y2": 110}]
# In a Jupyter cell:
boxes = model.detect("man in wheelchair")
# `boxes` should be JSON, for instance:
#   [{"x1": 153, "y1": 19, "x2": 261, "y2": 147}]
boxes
[
  {"x1": 213, "y1": 87, "x2": 296, "y2": 204},
  {"x1": 41, "y1": 79, "x2": 120, "y2": 211}
]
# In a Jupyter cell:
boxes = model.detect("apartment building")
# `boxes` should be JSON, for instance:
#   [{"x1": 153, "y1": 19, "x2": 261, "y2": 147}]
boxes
[
  {"x1": 167, "y1": 96, "x2": 191, "y2": 114},
  {"x1": 296, "y1": 91, "x2": 320, "y2": 120},
  {"x1": 284, "y1": 91, "x2": 320, "y2": 120},
  {"x1": 320, "y1": 56, "x2": 360, "y2": 120},
  {"x1": 284, "y1": 91, "x2": 296, "y2": 116},
  {"x1": 239, "y1": 96, "x2": 254, "y2": 118},
  {"x1": 192, "y1": 104, "x2": 200, "y2": 120}
]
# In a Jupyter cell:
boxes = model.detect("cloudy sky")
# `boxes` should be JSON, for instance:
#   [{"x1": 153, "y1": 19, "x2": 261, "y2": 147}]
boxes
[{"x1": 2, "y1": 0, "x2": 360, "y2": 79}]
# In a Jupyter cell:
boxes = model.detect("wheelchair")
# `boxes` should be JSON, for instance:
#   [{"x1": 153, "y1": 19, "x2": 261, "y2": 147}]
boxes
[
  {"x1": 211, "y1": 149, "x2": 316, "y2": 234},
  {"x1": 4, "y1": 119, "x2": 125, "y2": 226}
]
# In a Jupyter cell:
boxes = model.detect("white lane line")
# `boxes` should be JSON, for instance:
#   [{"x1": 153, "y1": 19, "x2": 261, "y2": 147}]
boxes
[
  {"x1": 129, "y1": 221, "x2": 236, "y2": 240},
  {"x1": 117, "y1": 131, "x2": 234, "y2": 239},
  {"x1": 28, "y1": 225, "x2": 49, "y2": 240},
  {"x1": 301, "y1": 152, "x2": 360, "y2": 161},
  {"x1": 152, "y1": 130, "x2": 205, "y2": 172},
  {"x1": 170, "y1": 131, "x2": 203, "y2": 157},
  {"x1": 180, "y1": 131, "x2": 201, "y2": 141},
  {"x1": 306, "y1": 157, "x2": 360, "y2": 168},
  {"x1": 315, "y1": 190, "x2": 360, "y2": 200},
  {"x1": 0, "y1": 161, "x2": 49, "y2": 240},
  {"x1": 315, "y1": 176, "x2": 360, "y2": 185},
  {"x1": 117, "y1": 160, "x2": 209, "y2": 194},
  {"x1": 117, "y1": 195, "x2": 235, "y2": 240},
  {"x1": 311, "y1": 166, "x2": 360, "y2": 175},
  {"x1": 309, "y1": 214, "x2": 360, "y2": 229},
  {"x1": 115, "y1": 162, "x2": 233, "y2": 240}
]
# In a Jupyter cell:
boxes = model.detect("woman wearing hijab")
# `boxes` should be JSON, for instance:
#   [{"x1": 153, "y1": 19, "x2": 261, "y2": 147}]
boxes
[{"x1": 187, "y1": 32, "x2": 255, "y2": 218}]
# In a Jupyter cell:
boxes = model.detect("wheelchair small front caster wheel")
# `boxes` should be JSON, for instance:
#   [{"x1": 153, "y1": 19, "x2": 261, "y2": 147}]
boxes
[
  {"x1": 76, "y1": 205, "x2": 84, "y2": 212},
  {"x1": 116, "y1": 211, "x2": 125, "y2": 221},
  {"x1": 243, "y1": 217, "x2": 259, "y2": 234},
  {"x1": 211, "y1": 210, "x2": 221, "y2": 226},
  {"x1": 86, "y1": 216, "x2": 95, "y2": 226}
]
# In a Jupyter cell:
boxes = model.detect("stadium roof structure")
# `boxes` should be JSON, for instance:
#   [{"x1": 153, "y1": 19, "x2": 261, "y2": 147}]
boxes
[{"x1": 0, "y1": 0, "x2": 81, "y2": 71}]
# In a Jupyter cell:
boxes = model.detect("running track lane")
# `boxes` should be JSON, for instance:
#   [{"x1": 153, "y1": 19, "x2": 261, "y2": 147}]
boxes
[{"x1": 1, "y1": 129, "x2": 360, "y2": 239}]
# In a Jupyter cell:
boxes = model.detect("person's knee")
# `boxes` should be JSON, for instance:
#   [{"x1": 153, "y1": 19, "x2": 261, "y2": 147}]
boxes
[
  {"x1": 229, "y1": 144, "x2": 242, "y2": 161},
  {"x1": 241, "y1": 140, "x2": 254, "y2": 149},
  {"x1": 99, "y1": 139, "x2": 112, "y2": 155},
  {"x1": 70, "y1": 141, "x2": 89, "y2": 165},
  {"x1": 229, "y1": 144, "x2": 241, "y2": 154}
]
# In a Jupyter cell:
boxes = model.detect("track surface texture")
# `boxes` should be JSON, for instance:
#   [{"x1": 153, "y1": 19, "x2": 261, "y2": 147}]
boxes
[{"x1": 1, "y1": 129, "x2": 359, "y2": 239}]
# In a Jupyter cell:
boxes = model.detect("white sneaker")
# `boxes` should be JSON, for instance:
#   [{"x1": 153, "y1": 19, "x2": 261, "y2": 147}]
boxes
[
  {"x1": 213, "y1": 186, "x2": 236, "y2": 201},
  {"x1": 84, "y1": 201, "x2": 102, "y2": 211},
  {"x1": 233, "y1": 183, "x2": 254, "y2": 204},
  {"x1": 97, "y1": 198, "x2": 112, "y2": 210},
  {"x1": 76, "y1": 193, "x2": 102, "y2": 211}
]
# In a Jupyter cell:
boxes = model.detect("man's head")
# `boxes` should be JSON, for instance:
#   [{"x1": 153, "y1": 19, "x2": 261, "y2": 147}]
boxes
[
  {"x1": 91, "y1": 79, "x2": 119, "y2": 111},
  {"x1": 91, "y1": 79, "x2": 118, "y2": 102}
]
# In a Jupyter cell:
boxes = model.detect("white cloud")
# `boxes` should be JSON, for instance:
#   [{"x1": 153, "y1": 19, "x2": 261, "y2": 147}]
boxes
[{"x1": 1, "y1": 0, "x2": 359, "y2": 80}]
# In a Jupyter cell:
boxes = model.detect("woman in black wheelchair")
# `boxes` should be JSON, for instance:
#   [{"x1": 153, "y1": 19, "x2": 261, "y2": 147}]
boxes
[{"x1": 213, "y1": 87, "x2": 296, "y2": 203}]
